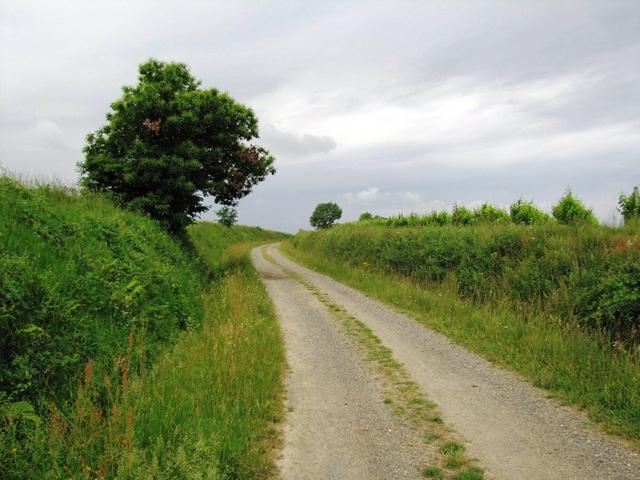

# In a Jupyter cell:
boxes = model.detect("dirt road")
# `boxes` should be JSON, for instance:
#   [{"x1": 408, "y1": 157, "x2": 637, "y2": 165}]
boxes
[
  {"x1": 253, "y1": 244, "x2": 640, "y2": 480},
  {"x1": 251, "y1": 246, "x2": 426, "y2": 480}
]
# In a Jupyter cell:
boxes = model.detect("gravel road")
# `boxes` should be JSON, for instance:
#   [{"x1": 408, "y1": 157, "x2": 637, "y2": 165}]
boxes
[
  {"x1": 256, "y1": 243, "x2": 640, "y2": 480},
  {"x1": 251, "y1": 246, "x2": 427, "y2": 480}
]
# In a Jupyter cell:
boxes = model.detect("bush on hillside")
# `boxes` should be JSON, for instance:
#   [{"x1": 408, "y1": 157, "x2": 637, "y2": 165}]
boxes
[
  {"x1": 425, "y1": 211, "x2": 452, "y2": 226},
  {"x1": 472, "y1": 203, "x2": 510, "y2": 224},
  {"x1": 451, "y1": 204, "x2": 475, "y2": 225},
  {"x1": 552, "y1": 190, "x2": 597, "y2": 225},
  {"x1": 510, "y1": 199, "x2": 550, "y2": 225},
  {"x1": 618, "y1": 187, "x2": 640, "y2": 224}
]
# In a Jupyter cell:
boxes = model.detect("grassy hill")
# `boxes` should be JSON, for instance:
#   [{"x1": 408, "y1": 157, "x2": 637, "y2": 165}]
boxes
[
  {"x1": 0, "y1": 177, "x2": 203, "y2": 409},
  {"x1": 283, "y1": 221, "x2": 640, "y2": 444},
  {"x1": 1, "y1": 177, "x2": 287, "y2": 479}
]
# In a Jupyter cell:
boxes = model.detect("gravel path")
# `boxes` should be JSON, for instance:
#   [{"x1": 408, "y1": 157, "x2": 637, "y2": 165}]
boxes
[
  {"x1": 251, "y1": 247, "x2": 426, "y2": 480},
  {"x1": 263, "y1": 243, "x2": 640, "y2": 480}
]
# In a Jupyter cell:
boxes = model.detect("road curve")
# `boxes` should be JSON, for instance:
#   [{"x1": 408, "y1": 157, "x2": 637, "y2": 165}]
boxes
[
  {"x1": 260, "y1": 243, "x2": 640, "y2": 480},
  {"x1": 251, "y1": 246, "x2": 427, "y2": 480}
]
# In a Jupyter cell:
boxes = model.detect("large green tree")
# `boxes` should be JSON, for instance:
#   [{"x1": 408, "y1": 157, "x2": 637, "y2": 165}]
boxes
[{"x1": 79, "y1": 59, "x2": 275, "y2": 234}]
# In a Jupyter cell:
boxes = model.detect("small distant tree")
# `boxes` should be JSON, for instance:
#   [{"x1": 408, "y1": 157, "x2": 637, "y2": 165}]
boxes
[
  {"x1": 359, "y1": 212, "x2": 373, "y2": 221},
  {"x1": 79, "y1": 59, "x2": 275, "y2": 235},
  {"x1": 216, "y1": 206, "x2": 237, "y2": 227},
  {"x1": 310, "y1": 202, "x2": 342, "y2": 229},
  {"x1": 618, "y1": 186, "x2": 640, "y2": 223},
  {"x1": 510, "y1": 199, "x2": 549, "y2": 225},
  {"x1": 552, "y1": 190, "x2": 597, "y2": 225},
  {"x1": 451, "y1": 204, "x2": 474, "y2": 226}
]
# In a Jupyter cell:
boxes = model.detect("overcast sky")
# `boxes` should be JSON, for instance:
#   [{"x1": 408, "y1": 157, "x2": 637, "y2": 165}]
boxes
[{"x1": 1, "y1": 1, "x2": 639, "y2": 232}]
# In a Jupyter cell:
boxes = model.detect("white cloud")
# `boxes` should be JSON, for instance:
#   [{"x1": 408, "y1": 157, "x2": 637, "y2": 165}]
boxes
[
  {"x1": 357, "y1": 187, "x2": 379, "y2": 202},
  {"x1": 344, "y1": 187, "x2": 379, "y2": 203},
  {"x1": 402, "y1": 192, "x2": 420, "y2": 203}
]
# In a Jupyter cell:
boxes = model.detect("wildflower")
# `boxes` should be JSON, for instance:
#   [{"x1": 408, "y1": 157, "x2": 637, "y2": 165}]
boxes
[{"x1": 10, "y1": 447, "x2": 16, "y2": 454}]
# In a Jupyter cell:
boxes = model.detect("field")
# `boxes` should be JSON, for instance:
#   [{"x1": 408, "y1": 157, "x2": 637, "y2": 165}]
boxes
[
  {"x1": 0, "y1": 178, "x2": 286, "y2": 479},
  {"x1": 283, "y1": 221, "x2": 640, "y2": 444}
]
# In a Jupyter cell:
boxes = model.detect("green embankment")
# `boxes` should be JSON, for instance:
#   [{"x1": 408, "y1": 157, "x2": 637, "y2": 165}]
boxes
[
  {"x1": 1, "y1": 177, "x2": 286, "y2": 479},
  {"x1": 283, "y1": 222, "x2": 640, "y2": 445},
  {"x1": 0, "y1": 177, "x2": 203, "y2": 409}
]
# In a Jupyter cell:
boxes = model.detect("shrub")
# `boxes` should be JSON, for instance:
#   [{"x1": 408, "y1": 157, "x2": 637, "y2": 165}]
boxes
[
  {"x1": 618, "y1": 187, "x2": 640, "y2": 224},
  {"x1": 452, "y1": 204, "x2": 475, "y2": 225},
  {"x1": 473, "y1": 203, "x2": 510, "y2": 224},
  {"x1": 575, "y1": 261, "x2": 640, "y2": 343},
  {"x1": 425, "y1": 211, "x2": 452, "y2": 226},
  {"x1": 359, "y1": 212, "x2": 373, "y2": 221},
  {"x1": 552, "y1": 190, "x2": 597, "y2": 225},
  {"x1": 510, "y1": 199, "x2": 550, "y2": 225}
]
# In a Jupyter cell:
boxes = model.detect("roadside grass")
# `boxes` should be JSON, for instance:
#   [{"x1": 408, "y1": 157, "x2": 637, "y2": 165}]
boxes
[
  {"x1": 280, "y1": 242, "x2": 640, "y2": 448},
  {"x1": 129, "y1": 248, "x2": 285, "y2": 479},
  {"x1": 262, "y1": 247, "x2": 484, "y2": 479}
]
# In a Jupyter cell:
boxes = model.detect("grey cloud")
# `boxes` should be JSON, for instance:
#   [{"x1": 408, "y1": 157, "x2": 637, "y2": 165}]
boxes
[{"x1": 260, "y1": 125, "x2": 337, "y2": 159}]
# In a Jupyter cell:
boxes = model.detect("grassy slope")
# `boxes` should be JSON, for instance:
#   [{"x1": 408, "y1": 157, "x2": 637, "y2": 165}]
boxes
[
  {"x1": 1, "y1": 178, "x2": 286, "y2": 479},
  {"x1": 188, "y1": 221, "x2": 285, "y2": 274},
  {"x1": 0, "y1": 177, "x2": 203, "y2": 408},
  {"x1": 282, "y1": 224, "x2": 640, "y2": 446}
]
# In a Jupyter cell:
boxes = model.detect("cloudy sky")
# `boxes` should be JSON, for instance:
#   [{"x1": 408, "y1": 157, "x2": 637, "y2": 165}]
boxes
[{"x1": 1, "y1": 1, "x2": 639, "y2": 232}]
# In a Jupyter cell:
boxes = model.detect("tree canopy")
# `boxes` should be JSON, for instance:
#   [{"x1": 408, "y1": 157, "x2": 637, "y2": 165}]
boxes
[{"x1": 79, "y1": 59, "x2": 275, "y2": 234}]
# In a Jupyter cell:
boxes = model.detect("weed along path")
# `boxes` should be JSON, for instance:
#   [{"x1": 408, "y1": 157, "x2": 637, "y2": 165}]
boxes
[
  {"x1": 251, "y1": 246, "x2": 427, "y2": 479},
  {"x1": 255, "y1": 243, "x2": 640, "y2": 480}
]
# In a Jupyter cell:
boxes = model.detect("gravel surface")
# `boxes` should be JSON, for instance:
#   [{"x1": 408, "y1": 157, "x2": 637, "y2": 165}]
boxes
[
  {"x1": 251, "y1": 247, "x2": 426, "y2": 480},
  {"x1": 265, "y1": 243, "x2": 640, "y2": 480}
]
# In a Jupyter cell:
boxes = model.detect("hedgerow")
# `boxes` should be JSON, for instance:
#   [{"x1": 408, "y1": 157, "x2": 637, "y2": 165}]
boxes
[{"x1": 291, "y1": 222, "x2": 640, "y2": 344}]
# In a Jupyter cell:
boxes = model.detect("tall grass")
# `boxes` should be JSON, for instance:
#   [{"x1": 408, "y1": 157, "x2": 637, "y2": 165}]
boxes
[
  {"x1": 130, "y1": 253, "x2": 284, "y2": 479},
  {"x1": 283, "y1": 223, "x2": 640, "y2": 445}
]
